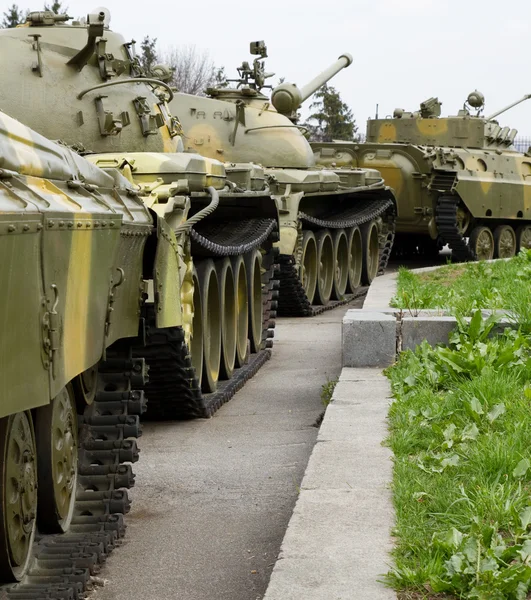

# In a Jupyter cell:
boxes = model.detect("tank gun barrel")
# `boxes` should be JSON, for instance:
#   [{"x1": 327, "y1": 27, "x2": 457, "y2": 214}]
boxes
[
  {"x1": 299, "y1": 53, "x2": 353, "y2": 104},
  {"x1": 271, "y1": 53, "x2": 353, "y2": 117},
  {"x1": 486, "y1": 94, "x2": 531, "y2": 121}
]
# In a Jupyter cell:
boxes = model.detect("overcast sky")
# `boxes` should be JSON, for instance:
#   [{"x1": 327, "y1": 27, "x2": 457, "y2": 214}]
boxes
[{"x1": 7, "y1": 0, "x2": 531, "y2": 135}]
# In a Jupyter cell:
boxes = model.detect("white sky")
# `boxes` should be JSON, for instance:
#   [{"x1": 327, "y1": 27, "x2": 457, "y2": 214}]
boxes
[{"x1": 6, "y1": 0, "x2": 531, "y2": 135}]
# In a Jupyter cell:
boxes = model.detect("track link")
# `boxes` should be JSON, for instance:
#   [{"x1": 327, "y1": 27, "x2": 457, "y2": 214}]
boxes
[
  {"x1": 435, "y1": 195, "x2": 475, "y2": 261},
  {"x1": 4, "y1": 347, "x2": 147, "y2": 600}
]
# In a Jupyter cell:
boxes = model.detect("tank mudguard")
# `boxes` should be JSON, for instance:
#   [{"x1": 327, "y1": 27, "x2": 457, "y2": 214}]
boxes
[{"x1": 154, "y1": 218, "x2": 183, "y2": 328}]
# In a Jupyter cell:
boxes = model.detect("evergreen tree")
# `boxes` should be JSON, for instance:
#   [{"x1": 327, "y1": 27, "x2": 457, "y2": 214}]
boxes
[
  {"x1": 140, "y1": 36, "x2": 158, "y2": 74},
  {"x1": 44, "y1": 2, "x2": 68, "y2": 13},
  {"x1": 305, "y1": 84, "x2": 357, "y2": 142},
  {"x1": 2, "y1": 4, "x2": 26, "y2": 28}
]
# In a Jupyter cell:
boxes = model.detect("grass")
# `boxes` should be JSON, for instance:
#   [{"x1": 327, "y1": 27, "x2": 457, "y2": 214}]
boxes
[
  {"x1": 385, "y1": 309, "x2": 531, "y2": 598},
  {"x1": 320, "y1": 377, "x2": 338, "y2": 407},
  {"x1": 390, "y1": 250, "x2": 531, "y2": 331}
]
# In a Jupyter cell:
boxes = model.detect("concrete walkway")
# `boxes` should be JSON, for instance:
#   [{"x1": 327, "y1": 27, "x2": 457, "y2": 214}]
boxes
[
  {"x1": 263, "y1": 368, "x2": 395, "y2": 600},
  {"x1": 263, "y1": 274, "x2": 399, "y2": 599}
]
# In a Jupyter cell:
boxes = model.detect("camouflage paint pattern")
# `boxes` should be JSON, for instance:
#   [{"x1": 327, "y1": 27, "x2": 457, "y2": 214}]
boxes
[
  {"x1": 313, "y1": 110, "x2": 531, "y2": 237},
  {"x1": 0, "y1": 110, "x2": 153, "y2": 418}
]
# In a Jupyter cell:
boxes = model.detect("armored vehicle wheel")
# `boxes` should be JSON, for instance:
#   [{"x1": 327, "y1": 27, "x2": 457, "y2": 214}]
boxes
[
  {"x1": 361, "y1": 221, "x2": 379, "y2": 285},
  {"x1": 456, "y1": 205, "x2": 471, "y2": 236},
  {"x1": 246, "y1": 250, "x2": 263, "y2": 354},
  {"x1": 493, "y1": 225, "x2": 516, "y2": 258},
  {"x1": 299, "y1": 230, "x2": 317, "y2": 304},
  {"x1": 315, "y1": 230, "x2": 334, "y2": 305},
  {"x1": 232, "y1": 255, "x2": 249, "y2": 368},
  {"x1": 191, "y1": 268, "x2": 204, "y2": 388},
  {"x1": 36, "y1": 386, "x2": 77, "y2": 534},
  {"x1": 516, "y1": 225, "x2": 531, "y2": 251},
  {"x1": 217, "y1": 258, "x2": 237, "y2": 380},
  {"x1": 73, "y1": 365, "x2": 98, "y2": 406},
  {"x1": 0, "y1": 412, "x2": 37, "y2": 581},
  {"x1": 347, "y1": 226, "x2": 363, "y2": 292},
  {"x1": 197, "y1": 260, "x2": 221, "y2": 393},
  {"x1": 332, "y1": 229, "x2": 349, "y2": 300},
  {"x1": 469, "y1": 226, "x2": 494, "y2": 260}
]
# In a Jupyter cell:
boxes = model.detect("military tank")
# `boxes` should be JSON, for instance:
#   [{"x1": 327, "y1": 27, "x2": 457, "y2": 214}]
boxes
[
  {"x1": 0, "y1": 109, "x2": 156, "y2": 594},
  {"x1": 170, "y1": 42, "x2": 396, "y2": 315},
  {"x1": 312, "y1": 91, "x2": 531, "y2": 261},
  {"x1": 0, "y1": 10, "x2": 279, "y2": 422}
]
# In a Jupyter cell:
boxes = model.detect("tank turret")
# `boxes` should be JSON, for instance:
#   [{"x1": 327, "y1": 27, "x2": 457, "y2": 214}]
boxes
[
  {"x1": 0, "y1": 11, "x2": 182, "y2": 153},
  {"x1": 172, "y1": 43, "x2": 353, "y2": 167}
]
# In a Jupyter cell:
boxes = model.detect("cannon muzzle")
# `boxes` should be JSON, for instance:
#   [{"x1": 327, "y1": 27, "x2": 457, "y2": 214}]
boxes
[{"x1": 271, "y1": 53, "x2": 353, "y2": 116}]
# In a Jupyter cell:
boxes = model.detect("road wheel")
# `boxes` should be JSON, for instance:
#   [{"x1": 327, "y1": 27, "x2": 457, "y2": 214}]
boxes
[
  {"x1": 0, "y1": 412, "x2": 37, "y2": 581},
  {"x1": 315, "y1": 230, "x2": 334, "y2": 305},
  {"x1": 216, "y1": 258, "x2": 237, "y2": 380},
  {"x1": 332, "y1": 229, "x2": 349, "y2": 300},
  {"x1": 36, "y1": 386, "x2": 77, "y2": 534},
  {"x1": 469, "y1": 226, "x2": 494, "y2": 261},
  {"x1": 299, "y1": 230, "x2": 317, "y2": 304},
  {"x1": 456, "y1": 205, "x2": 471, "y2": 236},
  {"x1": 232, "y1": 255, "x2": 249, "y2": 368},
  {"x1": 197, "y1": 260, "x2": 221, "y2": 393},
  {"x1": 190, "y1": 267, "x2": 204, "y2": 388},
  {"x1": 245, "y1": 250, "x2": 263, "y2": 354},
  {"x1": 515, "y1": 224, "x2": 531, "y2": 252},
  {"x1": 493, "y1": 225, "x2": 516, "y2": 258},
  {"x1": 361, "y1": 221, "x2": 379, "y2": 285},
  {"x1": 347, "y1": 226, "x2": 363, "y2": 292}
]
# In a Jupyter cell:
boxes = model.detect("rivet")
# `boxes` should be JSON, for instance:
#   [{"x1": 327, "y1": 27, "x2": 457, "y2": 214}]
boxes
[
  {"x1": 48, "y1": 221, "x2": 54, "y2": 228},
  {"x1": 23, "y1": 224, "x2": 30, "y2": 232},
  {"x1": 86, "y1": 223, "x2": 91, "y2": 228},
  {"x1": 59, "y1": 221, "x2": 65, "y2": 227},
  {"x1": 7, "y1": 225, "x2": 15, "y2": 232},
  {"x1": 77, "y1": 222, "x2": 83, "y2": 228},
  {"x1": 101, "y1": 222, "x2": 107, "y2": 228},
  {"x1": 67, "y1": 221, "x2": 74, "y2": 228},
  {"x1": 109, "y1": 222, "x2": 115, "y2": 227},
  {"x1": 94, "y1": 221, "x2": 100, "y2": 228},
  {"x1": 36, "y1": 223, "x2": 43, "y2": 231}
]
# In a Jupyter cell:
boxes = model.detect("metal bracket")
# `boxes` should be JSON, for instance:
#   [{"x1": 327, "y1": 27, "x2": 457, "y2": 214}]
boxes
[
  {"x1": 42, "y1": 284, "x2": 60, "y2": 379},
  {"x1": 29, "y1": 34, "x2": 43, "y2": 77},
  {"x1": 103, "y1": 268, "x2": 125, "y2": 360},
  {"x1": 95, "y1": 95, "x2": 130, "y2": 136},
  {"x1": 133, "y1": 96, "x2": 164, "y2": 136}
]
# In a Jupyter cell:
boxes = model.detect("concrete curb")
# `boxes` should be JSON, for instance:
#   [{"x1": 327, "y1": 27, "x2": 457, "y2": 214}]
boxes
[{"x1": 263, "y1": 368, "x2": 396, "y2": 600}]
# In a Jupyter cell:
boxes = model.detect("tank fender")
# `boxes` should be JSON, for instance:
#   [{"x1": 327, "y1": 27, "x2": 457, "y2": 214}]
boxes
[
  {"x1": 274, "y1": 190, "x2": 304, "y2": 255},
  {"x1": 153, "y1": 217, "x2": 183, "y2": 328}
]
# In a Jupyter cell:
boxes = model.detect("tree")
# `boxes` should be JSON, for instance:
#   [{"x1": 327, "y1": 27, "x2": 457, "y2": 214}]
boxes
[
  {"x1": 2, "y1": 4, "x2": 26, "y2": 27},
  {"x1": 305, "y1": 84, "x2": 357, "y2": 142},
  {"x1": 139, "y1": 36, "x2": 158, "y2": 74},
  {"x1": 44, "y1": 2, "x2": 68, "y2": 13},
  {"x1": 160, "y1": 45, "x2": 227, "y2": 95}
]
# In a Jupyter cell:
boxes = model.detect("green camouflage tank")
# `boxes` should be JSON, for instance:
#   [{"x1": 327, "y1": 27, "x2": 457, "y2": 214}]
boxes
[{"x1": 313, "y1": 91, "x2": 531, "y2": 261}]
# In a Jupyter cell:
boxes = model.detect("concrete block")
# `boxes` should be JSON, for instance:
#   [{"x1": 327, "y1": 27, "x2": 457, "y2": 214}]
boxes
[
  {"x1": 339, "y1": 367, "x2": 386, "y2": 381},
  {"x1": 401, "y1": 316, "x2": 457, "y2": 351},
  {"x1": 342, "y1": 311, "x2": 396, "y2": 368}
]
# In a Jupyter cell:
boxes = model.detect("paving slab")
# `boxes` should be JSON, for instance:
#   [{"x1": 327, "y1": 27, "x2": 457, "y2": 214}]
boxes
[{"x1": 263, "y1": 370, "x2": 396, "y2": 600}]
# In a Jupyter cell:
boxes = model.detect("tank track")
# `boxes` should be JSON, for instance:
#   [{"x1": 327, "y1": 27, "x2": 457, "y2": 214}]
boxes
[
  {"x1": 298, "y1": 197, "x2": 395, "y2": 230},
  {"x1": 278, "y1": 199, "x2": 395, "y2": 317},
  {"x1": 435, "y1": 195, "x2": 475, "y2": 261},
  {"x1": 276, "y1": 255, "x2": 367, "y2": 317},
  {"x1": 4, "y1": 348, "x2": 147, "y2": 600},
  {"x1": 137, "y1": 218, "x2": 279, "y2": 420}
]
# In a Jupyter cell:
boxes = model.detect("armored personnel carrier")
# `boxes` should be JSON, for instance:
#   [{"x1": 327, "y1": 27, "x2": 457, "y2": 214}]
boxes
[
  {"x1": 0, "y1": 10, "x2": 279, "y2": 422},
  {"x1": 0, "y1": 109, "x2": 155, "y2": 594},
  {"x1": 313, "y1": 91, "x2": 531, "y2": 261},
  {"x1": 170, "y1": 42, "x2": 396, "y2": 315}
]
